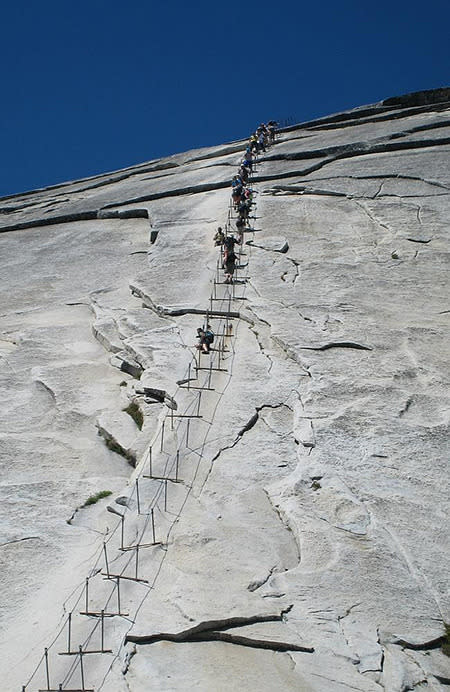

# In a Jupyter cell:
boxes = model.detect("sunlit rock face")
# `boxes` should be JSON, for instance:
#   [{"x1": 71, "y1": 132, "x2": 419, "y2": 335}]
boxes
[{"x1": 1, "y1": 89, "x2": 449, "y2": 691}]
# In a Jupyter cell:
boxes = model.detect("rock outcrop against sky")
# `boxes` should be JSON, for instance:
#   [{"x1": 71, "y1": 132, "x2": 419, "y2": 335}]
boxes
[{"x1": 1, "y1": 91, "x2": 449, "y2": 691}]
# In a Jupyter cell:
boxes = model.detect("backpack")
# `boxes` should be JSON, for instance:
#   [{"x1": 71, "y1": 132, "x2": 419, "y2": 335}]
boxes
[{"x1": 205, "y1": 330, "x2": 214, "y2": 344}]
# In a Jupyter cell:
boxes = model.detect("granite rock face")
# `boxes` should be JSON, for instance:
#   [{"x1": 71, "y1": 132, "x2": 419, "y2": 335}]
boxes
[{"x1": 0, "y1": 91, "x2": 449, "y2": 691}]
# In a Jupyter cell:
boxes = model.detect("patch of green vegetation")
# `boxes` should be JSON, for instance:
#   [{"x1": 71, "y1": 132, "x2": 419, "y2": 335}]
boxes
[
  {"x1": 104, "y1": 437, "x2": 136, "y2": 467},
  {"x1": 311, "y1": 480, "x2": 321, "y2": 491},
  {"x1": 443, "y1": 623, "x2": 450, "y2": 657},
  {"x1": 105, "y1": 437, "x2": 125, "y2": 456},
  {"x1": 120, "y1": 380, "x2": 128, "y2": 387},
  {"x1": 81, "y1": 490, "x2": 112, "y2": 507},
  {"x1": 124, "y1": 401, "x2": 144, "y2": 430}
]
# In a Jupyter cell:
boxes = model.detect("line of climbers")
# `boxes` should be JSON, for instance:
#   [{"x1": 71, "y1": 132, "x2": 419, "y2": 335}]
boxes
[
  {"x1": 21, "y1": 119, "x2": 280, "y2": 692},
  {"x1": 196, "y1": 120, "x2": 278, "y2": 355}
]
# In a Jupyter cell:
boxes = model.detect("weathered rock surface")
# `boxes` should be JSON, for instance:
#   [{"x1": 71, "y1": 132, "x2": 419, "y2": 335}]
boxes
[{"x1": 0, "y1": 91, "x2": 449, "y2": 691}]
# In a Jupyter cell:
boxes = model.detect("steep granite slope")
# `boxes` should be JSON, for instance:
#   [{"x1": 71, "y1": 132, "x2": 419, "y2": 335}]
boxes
[{"x1": 1, "y1": 91, "x2": 449, "y2": 691}]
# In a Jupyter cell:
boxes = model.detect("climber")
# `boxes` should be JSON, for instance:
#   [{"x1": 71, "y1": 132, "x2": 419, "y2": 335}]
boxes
[
  {"x1": 239, "y1": 166, "x2": 249, "y2": 184},
  {"x1": 204, "y1": 325, "x2": 215, "y2": 347},
  {"x1": 232, "y1": 183, "x2": 243, "y2": 209},
  {"x1": 244, "y1": 187, "x2": 254, "y2": 202},
  {"x1": 214, "y1": 227, "x2": 225, "y2": 246},
  {"x1": 235, "y1": 217, "x2": 246, "y2": 241},
  {"x1": 224, "y1": 249, "x2": 237, "y2": 284},
  {"x1": 242, "y1": 157, "x2": 253, "y2": 172},
  {"x1": 196, "y1": 328, "x2": 211, "y2": 354},
  {"x1": 249, "y1": 134, "x2": 258, "y2": 153},
  {"x1": 257, "y1": 130, "x2": 266, "y2": 153},
  {"x1": 223, "y1": 234, "x2": 241, "y2": 258},
  {"x1": 238, "y1": 198, "x2": 251, "y2": 222},
  {"x1": 267, "y1": 120, "x2": 278, "y2": 143}
]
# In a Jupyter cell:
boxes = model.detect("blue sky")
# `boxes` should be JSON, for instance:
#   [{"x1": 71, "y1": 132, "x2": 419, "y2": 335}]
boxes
[{"x1": 0, "y1": 0, "x2": 448, "y2": 197}]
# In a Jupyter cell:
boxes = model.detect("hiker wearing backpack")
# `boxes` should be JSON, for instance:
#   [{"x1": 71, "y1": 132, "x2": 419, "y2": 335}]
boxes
[
  {"x1": 238, "y1": 199, "x2": 251, "y2": 222},
  {"x1": 204, "y1": 326, "x2": 214, "y2": 348},
  {"x1": 232, "y1": 184, "x2": 243, "y2": 209},
  {"x1": 268, "y1": 120, "x2": 278, "y2": 143},
  {"x1": 239, "y1": 166, "x2": 249, "y2": 185},
  {"x1": 235, "y1": 217, "x2": 246, "y2": 241},
  {"x1": 223, "y1": 234, "x2": 240, "y2": 257},
  {"x1": 196, "y1": 328, "x2": 211, "y2": 354},
  {"x1": 257, "y1": 131, "x2": 266, "y2": 153},
  {"x1": 224, "y1": 250, "x2": 237, "y2": 284}
]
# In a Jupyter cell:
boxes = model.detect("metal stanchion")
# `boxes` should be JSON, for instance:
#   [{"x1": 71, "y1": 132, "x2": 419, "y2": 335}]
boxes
[
  {"x1": 160, "y1": 419, "x2": 165, "y2": 452},
  {"x1": 103, "y1": 542, "x2": 110, "y2": 579},
  {"x1": 151, "y1": 509, "x2": 156, "y2": 544},
  {"x1": 101, "y1": 610, "x2": 106, "y2": 652},
  {"x1": 135, "y1": 546, "x2": 140, "y2": 580},
  {"x1": 148, "y1": 447, "x2": 153, "y2": 477},
  {"x1": 136, "y1": 479, "x2": 141, "y2": 515},
  {"x1": 67, "y1": 613, "x2": 72, "y2": 654},
  {"x1": 79, "y1": 646, "x2": 85, "y2": 691},
  {"x1": 44, "y1": 647, "x2": 50, "y2": 691},
  {"x1": 116, "y1": 577, "x2": 121, "y2": 615},
  {"x1": 84, "y1": 578, "x2": 89, "y2": 614}
]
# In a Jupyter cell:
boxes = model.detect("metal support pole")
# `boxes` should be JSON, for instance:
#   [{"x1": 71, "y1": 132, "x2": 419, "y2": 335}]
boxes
[
  {"x1": 164, "y1": 479, "x2": 168, "y2": 511},
  {"x1": 85, "y1": 578, "x2": 89, "y2": 614},
  {"x1": 79, "y1": 646, "x2": 85, "y2": 691},
  {"x1": 136, "y1": 479, "x2": 141, "y2": 515},
  {"x1": 44, "y1": 647, "x2": 50, "y2": 691},
  {"x1": 151, "y1": 508, "x2": 156, "y2": 544},
  {"x1": 160, "y1": 419, "x2": 165, "y2": 452},
  {"x1": 120, "y1": 515, "x2": 124, "y2": 551},
  {"x1": 100, "y1": 610, "x2": 105, "y2": 651},
  {"x1": 149, "y1": 446, "x2": 153, "y2": 477},
  {"x1": 101, "y1": 610, "x2": 105, "y2": 652},
  {"x1": 116, "y1": 577, "x2": 121, "y2": 615},
  {"x1": 135, "y1": 546, "x2": 139, "y2": 580},
  {"x1": 187, "y1": 362, "x2": 191, "y2": 390},
  {"x1": 170, "y1": 405, "x2": 174, "y2": 431},
  {"x1": 197, "y1": 390, "x2": 202, "y2": 417},
  {"x1": 175, "y1": 450, "x2": 179, "y2": 482},
  {"x1": 186, "y1": 418, "x2": 190, "y2": 448},
  {"x1": 208, "y1": 359, "x2": 212, "y2": 389},
  {"x1": 67, "y1": 612, "x2": 72, "y2": 654},
  {"x1": 103, "y1": 542, "x2": 110, "y2": 579}
]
